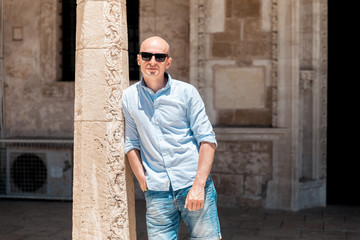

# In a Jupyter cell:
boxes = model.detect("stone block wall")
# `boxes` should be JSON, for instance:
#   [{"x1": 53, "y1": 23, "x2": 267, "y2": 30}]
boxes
[
  {"x1": 139, "y1": 0, "x2": 190, "y2": 82},
  {"x1": 212, "y1": 140, "x2": 272, "y2": 207},
  {"x1": 0, "y1": 0, "x2": 327, "y2": 212},
  {"x1": 189, "y1": 0, "x2": 280, "y2": 208},
  {"x1": 210, "y1": 0, "x2": 273, "y2": 127},
  {"x1": 212, "y1": 0, "x2": 271, "y2": 61},
  {"x1": 2, "y1": 0, "x2": 74, "y2": 138}
]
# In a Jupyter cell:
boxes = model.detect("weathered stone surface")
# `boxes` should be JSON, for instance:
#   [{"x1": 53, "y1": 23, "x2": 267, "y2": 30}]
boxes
[
  {"x1": 76, "y1": 1, "x2": 106, "y2": 50},
  {"x1": 74, "y1": 48, "x2": 129, "y2": 122},
  {"x1": 234, "y1": 40, "x2": 272, "y2": 59},
  {"x1": 73, "y1": 1, "x2": 135, "y2": 239},
  {"x1": 243, "y1": 18, "x2": 271, "y2": 41},
  {"x1": 74, "y1": 49, "x2": 108, "y2": 121},
  {"x1": 206, "y1": 0, "x2": 225, "y2": 33},
  {"x1": 212, "y1": 139, "x2": 273, "y2": 207},
  {"x1": 213, "y1": 142, "x2": 272, "y2": 175},
  {"x1": 213, "y1": 173, "x2": 244, "y2": 196},
  {"x1": 212, "y1": 19, "x2": 241, "y2": 42},
  {"x1": 233, "y1": 0, "x2": 261, "y2": 18},
  {"x1": 233, "y1": 109, "x2": 272, "y2": 126},
  {"x1": 3, "y1": 0, "x2": 74, "y2": 138},
  {"x1": 225, "y1": 0, "x2": 232, "y2": 17},
  {"x1": 73, "y1": 121, "x2": 110, "y2": 239},
  {"x1": 244, "y1": 175, "x2": 263, "y2": 196},
  {"x1": 211, "y1": 42, "x2": 232, "y2": 58},
  {"x1": 1, "y1": 0, "x2": 328, "y2": 213},
  {"x1": 214, "y1": 67, "x2": 265, "y2": 109},
  {"x1": 140, "y1": 0, "x2": 189, "y2": 82}
]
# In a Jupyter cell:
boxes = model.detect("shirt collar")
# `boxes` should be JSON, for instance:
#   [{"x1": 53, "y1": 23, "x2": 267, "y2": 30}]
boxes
[{"x1": 140, "y1": 72, "x2": 172, "y2": 95}]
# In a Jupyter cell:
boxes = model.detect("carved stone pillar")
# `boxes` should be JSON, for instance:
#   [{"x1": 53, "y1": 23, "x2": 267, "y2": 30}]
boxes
[{"x1": 73, "y1": 0, "x2": 136, "y2": 239}]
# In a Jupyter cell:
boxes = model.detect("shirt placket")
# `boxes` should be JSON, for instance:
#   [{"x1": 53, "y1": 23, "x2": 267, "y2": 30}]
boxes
[{"x1": 153, "y1": 92, "x2": 171, "y2": 189}]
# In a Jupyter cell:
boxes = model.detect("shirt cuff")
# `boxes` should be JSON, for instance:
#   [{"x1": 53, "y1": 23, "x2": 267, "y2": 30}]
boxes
[
  {"x1": 197, "y1": 136, "x2": 218, "y2": 149},
  {"x1": 125, "y1": 142, "x2": 140, "y2": 154}
]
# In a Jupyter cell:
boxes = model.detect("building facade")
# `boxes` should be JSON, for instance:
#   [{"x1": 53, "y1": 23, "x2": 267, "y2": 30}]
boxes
[{"x1": 0, "y1": 0, "x2": 328, "y2": 211}]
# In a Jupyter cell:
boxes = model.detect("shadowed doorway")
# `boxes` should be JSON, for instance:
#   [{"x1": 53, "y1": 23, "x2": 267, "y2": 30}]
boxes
[{"x1": 327, "y1": 2, "x2": 359, "y2": 205}]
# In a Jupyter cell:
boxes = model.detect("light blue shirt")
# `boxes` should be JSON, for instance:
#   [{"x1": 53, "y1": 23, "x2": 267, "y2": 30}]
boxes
[{"x1": 122, "y1": 73, "x2": 217, "y2": 191}]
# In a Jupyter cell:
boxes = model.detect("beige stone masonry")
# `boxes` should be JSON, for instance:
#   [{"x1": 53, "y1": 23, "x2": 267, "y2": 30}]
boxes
[
  {"x1": 190, "y1": 0, "x2": 327, "y2": 210},
  {"x1": 73, "y1": 0, "x2": 135, "y2": 239},
  {"x1": 214, "y1": 66, "x2": 265, "y2": 109},
  {"x1": 139, "y1": 0, "x2": 190, "y2": 82},
  {"x1": 3, "y1": 0, "x2": 75, "y2": 137}
]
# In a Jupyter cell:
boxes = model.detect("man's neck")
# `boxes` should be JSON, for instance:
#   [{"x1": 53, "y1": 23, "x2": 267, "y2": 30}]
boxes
[{"x1": 144, "y1": 75, "x2": 168, "y2": 93}]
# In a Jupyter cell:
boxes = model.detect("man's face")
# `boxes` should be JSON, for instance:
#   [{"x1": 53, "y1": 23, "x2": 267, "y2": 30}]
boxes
[{"x1": 137, "y1": 38, "x2": 172, "y2": 81}]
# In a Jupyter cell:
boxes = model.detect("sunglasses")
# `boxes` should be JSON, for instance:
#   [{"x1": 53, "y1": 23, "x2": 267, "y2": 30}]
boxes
[{"x1": 139, "y1": 52, "x2": 169, "y2": 62}]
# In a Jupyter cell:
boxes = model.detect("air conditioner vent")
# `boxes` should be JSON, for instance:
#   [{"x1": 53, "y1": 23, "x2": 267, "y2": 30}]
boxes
[
  {"x1": 11, "y1": 153, "x2": 47, "y2": 193},
  {"x1": 0, "y1": 140, "x2": 73, "y2": 200}
]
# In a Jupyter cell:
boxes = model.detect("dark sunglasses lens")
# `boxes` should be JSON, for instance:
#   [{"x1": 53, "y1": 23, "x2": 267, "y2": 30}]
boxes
[
  {"x1": 140, "y1": 52, "x2": 168, "y2": 62},
  {"x1": 155, "y1": 54, "x2": 167, "y2": 62},
  {"x1": 141, "y1": 52, "x2": 153, "y2": 61}
]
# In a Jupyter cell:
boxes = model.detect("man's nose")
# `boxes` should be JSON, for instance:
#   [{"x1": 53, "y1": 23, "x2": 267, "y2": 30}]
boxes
[{"x1": 150, "y1": 56, "x2": 156, "y2": 65}]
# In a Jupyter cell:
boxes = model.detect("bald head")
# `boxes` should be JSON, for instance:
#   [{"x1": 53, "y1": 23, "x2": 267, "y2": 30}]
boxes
[
  {"x1": 137, "y1": 36, "x2": 173, "y2": 91},
  {"x1": 140, "y1": 36, "x2": 171, "y2": 55}
]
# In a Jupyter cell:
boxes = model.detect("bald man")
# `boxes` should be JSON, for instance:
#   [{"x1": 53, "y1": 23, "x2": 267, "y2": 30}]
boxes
[{"x1": 122, "y1": 36, "x2": 222, "y2": 240}]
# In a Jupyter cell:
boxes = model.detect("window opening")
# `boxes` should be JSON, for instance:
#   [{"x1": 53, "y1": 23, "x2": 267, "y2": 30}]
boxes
[
  {"x1": 60, "y1": 0, "x2": 76, "y2": 81},
  {"x1": 58, "y1": 1, "x2": 139, "y2": 82},
  {"x1": 127, "y1": 0, "x2": 139, "y2": 81}
]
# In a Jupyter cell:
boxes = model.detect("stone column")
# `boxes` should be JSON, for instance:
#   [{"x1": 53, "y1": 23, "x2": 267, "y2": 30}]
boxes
[{"x1": 73, "y1": 0, "x2": 136, "y2": 239}]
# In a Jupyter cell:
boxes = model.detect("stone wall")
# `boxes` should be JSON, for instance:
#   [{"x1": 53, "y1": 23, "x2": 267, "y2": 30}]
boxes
[
  {"x1": 212, "y1": 127, "x2": 290, "y2": 208},
  {"x1": 189, "y1": 0, "x2": 328, "y2": 210},
  {"x1": 2, "y1": 0, "x2": 74, "y2": 138},
  {"x1": 213, "y1": 140, "x2": 273, "y2": 207},
  {"x1": 212, "y1": 0, "x2": 273, "y2": 126},
  {"x1": 190, "y1": 0, "x2": 274, "y2": 126},
  {"x1": 139, "y1": 0, "x2": 190, "y2": 82},
  {"x1": 0, "y1": 0, "x2": 328, "y2": 211}
]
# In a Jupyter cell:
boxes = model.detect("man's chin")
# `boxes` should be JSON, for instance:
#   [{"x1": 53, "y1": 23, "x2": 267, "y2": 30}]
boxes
[{"x1": 145, "y1": 71, "x2": 159, "y2": 76}]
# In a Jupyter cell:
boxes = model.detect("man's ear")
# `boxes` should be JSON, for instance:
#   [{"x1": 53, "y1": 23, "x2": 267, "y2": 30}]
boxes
[
  {"x1": 165, "y1": 57, "x2": 172, "y2": 69},
  {"x1": 137, "y1": 54, "x2": 141, "y2": 66}
]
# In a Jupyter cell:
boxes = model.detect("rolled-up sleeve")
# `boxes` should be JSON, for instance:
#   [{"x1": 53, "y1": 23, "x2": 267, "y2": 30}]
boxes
[
  {"x1": 186, "y1": 86, "x2": 217, "y2": 148},
  {"x1": 122, "y1": 93, "x2": 140, "y2": 153}
]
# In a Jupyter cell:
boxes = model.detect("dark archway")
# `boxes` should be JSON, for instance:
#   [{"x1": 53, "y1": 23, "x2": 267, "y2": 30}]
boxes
[{"x1": 327, "y1": 2, "x2": 359, "y2": 205}]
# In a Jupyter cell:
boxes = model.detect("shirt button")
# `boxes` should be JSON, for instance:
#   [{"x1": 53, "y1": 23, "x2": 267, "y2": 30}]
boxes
[{"x1": 163, "y1": 153, "x2": 167, "y2": 156}]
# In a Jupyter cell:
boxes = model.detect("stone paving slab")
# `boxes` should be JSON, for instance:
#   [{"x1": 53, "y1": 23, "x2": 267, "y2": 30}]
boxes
[{"x1": 0, "y1": 199, "x2": 359, "y2": 240}]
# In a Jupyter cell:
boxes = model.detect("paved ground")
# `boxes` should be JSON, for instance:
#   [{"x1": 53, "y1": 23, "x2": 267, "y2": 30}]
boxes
[{"x1": 0, "y1": 199, "x2": 359, "y2": 240}]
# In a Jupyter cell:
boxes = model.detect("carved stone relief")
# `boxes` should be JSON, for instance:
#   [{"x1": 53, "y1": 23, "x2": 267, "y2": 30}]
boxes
[
  {"x1": 271, "y1": 0, "x2": 278, "y2": 126},
  {"x1": 299, "y1": 70, "x2": 314, "y2": 181},
  {"x1": 319, "y1": 0, "x2": 327, "y2": 180},
  {"x1": 103, "y1": 1, "x2": 132, "y2": 239}
]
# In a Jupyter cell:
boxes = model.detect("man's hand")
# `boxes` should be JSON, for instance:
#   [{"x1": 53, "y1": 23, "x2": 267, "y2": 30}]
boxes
[
  {"x1": 140, "y1": 178, "x2": 148, "y2": 192},
  {"x1": 185, "y1": 184, "x2": 205, "y2": 211},
  {"x1": 126, "y1": 149, "x2": 148, "y2": 192},
  {"x1": 185, "y1": 142, "x2": 215, "y2": 211}
]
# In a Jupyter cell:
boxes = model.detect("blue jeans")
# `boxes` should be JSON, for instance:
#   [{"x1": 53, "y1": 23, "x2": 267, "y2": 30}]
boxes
[{"x1": 144, "y1": 177, "x2": 222, "y2": 240}]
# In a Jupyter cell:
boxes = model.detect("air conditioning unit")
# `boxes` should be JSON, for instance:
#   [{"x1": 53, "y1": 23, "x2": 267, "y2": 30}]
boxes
[{"x1": 5, "y1": 148, "x2": 72, "y2": 200}]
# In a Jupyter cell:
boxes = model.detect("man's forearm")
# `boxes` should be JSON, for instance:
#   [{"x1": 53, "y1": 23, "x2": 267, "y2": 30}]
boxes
[
  {"x1": 193, "y1": 142, "x2": 216, "y2": 186},
  {"x1": 126, "y1": 149, "x2": 147, "y2": 191},
  {"x1": 185, "y1": 142, "x2": 216, "y2": 211}
]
